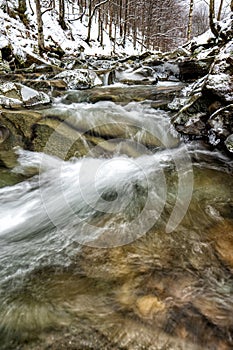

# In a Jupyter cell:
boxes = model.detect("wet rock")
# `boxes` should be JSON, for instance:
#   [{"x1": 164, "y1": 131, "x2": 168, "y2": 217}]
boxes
[
  {"x1": 0, "y1": 119, "x2": 20, "y2": 168},
  {"x1": 0, "y1": 110, "x2": 39, "y2": 167},
  {"x1": 179, "y1": 58, "x2": 214, "y2": 82},
  {"x1": 30, "y1": 118, "x2": 93, "y2": 160},
  {"x1": 175, "y1": 113, "x2": 207, "y2": 136},
  {"x1": 0, "y1": 105, "x2": 167, "y2": 164},
  {"x1": 97, "y1": 69, "x2": 115, "y2": 86},
  {"x1": 0, "y1": 82, "x2": 51, "y2": 108},
  {"x1": 208, "y1": 220, "x2": 233, "y2": 271},
  {"x1": 0, "y1": 110, "x2": 41, "y2": 139},
  {"x1": 24, "y1": 79, "x2": 68, "y2": 93},
  {"x1": 154, "y1": 62, "x2": 180, "y2": 81},
  {"x1": 208, "y1": 104, "x2": 233, "y2": 146},
  {"x1": 54, "y1": 69, "x2": 102, "y2": 90},
  {"x1": 0, "y1": 125, "x2": 10, "y2": 143},
  {"x1": 0, "y1": 107, "x2": 97, "y2": 161},
  {"x1": 63, "y1": 84, "x2": 183, "y2": 105},
  {"x1": 225, "y1": 134, "x2": 233, "y2": 153},
  {"x1": 0, "y1": 72, "x2": 44, "y2": 83},
  {"x1": 135, "y1": 295, "x2": 165, "y2": 319},
  {"x1": 0, "y1": 167, "x2": 25, "y2": 188}
]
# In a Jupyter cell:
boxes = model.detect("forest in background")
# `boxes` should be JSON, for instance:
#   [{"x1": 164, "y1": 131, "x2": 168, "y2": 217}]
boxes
[{"x1": 0, "y1": 0, "x2": 232, "y2": 55}]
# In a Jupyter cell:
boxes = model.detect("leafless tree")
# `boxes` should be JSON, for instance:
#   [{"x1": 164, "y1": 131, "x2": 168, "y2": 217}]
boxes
[
  {"x1": 35, "y1": 0, "x2": 45, "y2": 54},
  {"x1": 187, "y1": 0, "x2": 194, "y2": 41},
  {"x1": 59, "y1": 0, "x2": 67, "y2": 29}
]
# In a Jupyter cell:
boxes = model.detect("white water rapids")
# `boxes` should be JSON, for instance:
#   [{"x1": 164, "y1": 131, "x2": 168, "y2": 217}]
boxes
[
  {"x1": 0, "y1": 101, "x2": 191, "y2": 281},
  {"x1": 0, "y1": 99, "x2": 233, "y2": 350}
]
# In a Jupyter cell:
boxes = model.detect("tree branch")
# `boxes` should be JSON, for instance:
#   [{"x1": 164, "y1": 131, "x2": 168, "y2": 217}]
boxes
[
  {"x1": 90, "y1": 0, "x2": 109, "y2": 20},
  {"x1": 68, "y1": 9, "x2": 86, "y2": 22},
  {"x1": 41, "y1": 7, "x2": 53, "y2": 16}
]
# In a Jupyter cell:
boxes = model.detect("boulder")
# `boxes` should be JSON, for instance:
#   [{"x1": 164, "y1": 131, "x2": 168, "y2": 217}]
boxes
[
  {"x1": 0, "y1": 109, "x2": 94, "y2": 163},
  {"x1": 53, "y1": 69, "x2": 102, "y2": 90},
  {"x1": 22, "y1": 79, "x2": 67, "y2": 94},
  {"x1": 0, "y1": 110, "x2": 35, "y2": 167},
  {"x1": 0, "y1": 82, "x2": 51, "y2": 108},
  {"x1": 115, "y1": 66, "x2": 158, "y2": 85},
  {"x1": 178, "y1": 58, "x2": 214, "y2": 82},
  {"x1": 204, "y1": 73, "x2": 233, "y2": 103},
  {"x1": 63, "y1": 84, "x2": 184, "y2": 105}
]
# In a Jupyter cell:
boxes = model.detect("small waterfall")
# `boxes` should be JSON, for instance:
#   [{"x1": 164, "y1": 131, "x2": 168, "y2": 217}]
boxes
[
  {"x1": 102, "y1": 70, "x2": 115, "y2": 86},
  {"x1": 103, "y1": 71, "x2": 110, "y2": 86}
]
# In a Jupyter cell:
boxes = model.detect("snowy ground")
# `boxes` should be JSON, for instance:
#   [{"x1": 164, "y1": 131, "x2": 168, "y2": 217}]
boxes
[{"x1": 0, "y1": 0, "x2": 144, "y2": 63}]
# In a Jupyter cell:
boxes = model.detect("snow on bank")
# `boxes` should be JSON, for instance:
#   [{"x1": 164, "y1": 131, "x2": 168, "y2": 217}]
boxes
[{"x1": 0, "y1": 0, "x2": 143, "y2": 62}]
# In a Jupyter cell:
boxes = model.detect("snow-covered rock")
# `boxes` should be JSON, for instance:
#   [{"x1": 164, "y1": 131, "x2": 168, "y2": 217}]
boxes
[
  {"x1": 0, "y1": 82, "x2": 51, "y2": 108},
  {"x1": 205, "y1": 73, "x2": 233, "y2": 103},
  {"x1": 170, "y1": 13, "x2": 233, "y2": 152},
  {"x1": 54, "y1": 69, "x2": 102, "y2": 90},
  {"x1": 115, "y1": 66, "x2": 158, "y2": 85}
]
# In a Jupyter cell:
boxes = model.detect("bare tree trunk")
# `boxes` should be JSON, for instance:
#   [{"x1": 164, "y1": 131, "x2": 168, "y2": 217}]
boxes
[
  {"x1": 145, "y1": 1, "x2": 153, "y2": 49},
  {"x1": 18, "y1": 0, "x2": 29, "y2": 27},
  {"x1": 123, "y1": 0, "x2": 129, "y2": 47},
  {"x1": 108, "y1": 1, "x2": 113, "y2": 38},
  {"x1": 133, "y1": 11, "x2": 137, "y2": 49},
  {"x1": 59, "y1": 0, "x2": 67, "y2": 29},
  {"x1": 187, "y1": 0, "x2": 194, "y2": 41},
  {"x1": 113, "y1": 21, "x2": 117, "y2": 53},
  {"x1": 100, "y1": 18, "x2": 104, "y2": 46},
  {"x1": 35, "y1": 0, "x2": 45, "y2": 54},
  {"x1": 86, "y1": 0, "x2": 109, "y2": 43},
  {"x1": 86, "y1": 0, "x2": 92, "y2": 43},
  {"x1": 217, "y1": 0, "x2": 224, "y2": 20},
  {"x1": 209, "y1": 0, "x2": 219, "y2": 37},
  {"x1": 97, "y1": 8, "x2": 104, "y2": 44},
  {"x1": 231, "y1": 0, "x2": 233, "y2": 12},
  {"x1": 119, "y1": 0, "x2": 123, "y2": 37}
]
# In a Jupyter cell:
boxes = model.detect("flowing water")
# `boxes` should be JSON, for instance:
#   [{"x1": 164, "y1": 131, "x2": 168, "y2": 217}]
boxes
[{"x1": 0, "y1": 91, "x2": 233, "y2": 350}]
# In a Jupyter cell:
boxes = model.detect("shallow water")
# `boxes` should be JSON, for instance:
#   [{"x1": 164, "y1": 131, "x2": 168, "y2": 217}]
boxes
[{"x1": 0, "y1": 97, "x2": 233, "y2": 350}]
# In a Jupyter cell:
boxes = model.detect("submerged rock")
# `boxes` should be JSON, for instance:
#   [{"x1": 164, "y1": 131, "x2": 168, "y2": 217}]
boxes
[
  {"x1": 208, "y1": 220, "x2": 233, "y2": 271},
  {"x1": 135, "y1": 295, "x2": 165, "y2": 319},
  {"x1": 0, "y1": 125, "x2": 9, "y2": 143},
  {"x1": 0, "y1": 98, "x2": 179, "y2": 166}
]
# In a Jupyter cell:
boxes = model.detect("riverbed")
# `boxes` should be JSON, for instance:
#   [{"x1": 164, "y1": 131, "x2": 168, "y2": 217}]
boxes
[{"x1": 0, "y1": 86, "x2": 233, "y2": 350}]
